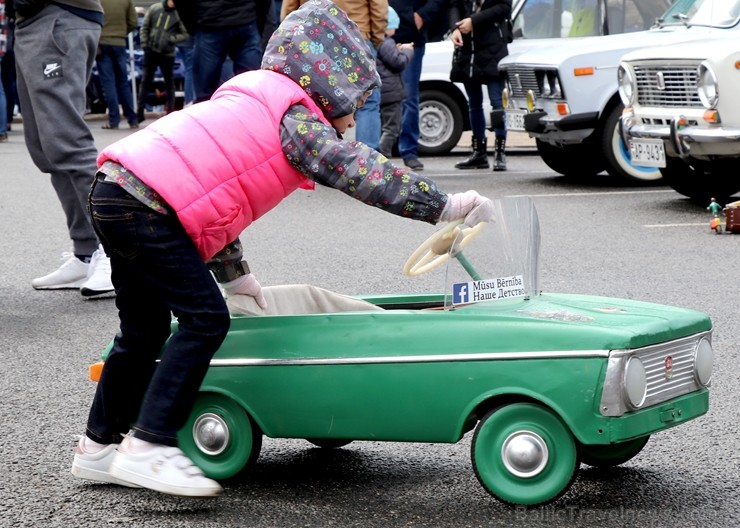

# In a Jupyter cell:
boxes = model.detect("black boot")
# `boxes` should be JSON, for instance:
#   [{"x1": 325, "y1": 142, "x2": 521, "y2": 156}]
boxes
[
  {"x1": 493, "y1": 138, "x2": 507, "y2": 171},
  {"x1": 455, "y1": 137, "x2": 489, "y2": 170}
]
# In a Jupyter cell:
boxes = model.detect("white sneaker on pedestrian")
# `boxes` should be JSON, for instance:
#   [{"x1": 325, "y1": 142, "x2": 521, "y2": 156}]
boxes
[
  {"x1": 71, "y1": 436, "x2": 140, "y2": 487},
  {"x1": 32, "y1": 253, "x2": 89, "y2": 290},
  {"x1": 80, "y1": 245, "x2": 114, "y2": 297},
  {"x1": 110, "y1": 438, "x2": 222, "y2": 497}
]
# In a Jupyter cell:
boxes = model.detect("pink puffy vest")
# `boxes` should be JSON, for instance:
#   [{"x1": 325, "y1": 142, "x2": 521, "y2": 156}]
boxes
[{"x1": 98, "y1": 70, "x2": 328, "y2": 260}]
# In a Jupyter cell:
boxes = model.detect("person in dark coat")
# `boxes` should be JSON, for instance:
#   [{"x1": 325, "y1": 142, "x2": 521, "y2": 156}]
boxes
[
  {"x1": 449, "y1": 0, "x2": 511, "y2": 171},
  {"x1": 389, "y1": 0, "x2": 447, "y2": 171},
  {"x1": 377, "y1": 6, "x2": 414, "y2": 158}
]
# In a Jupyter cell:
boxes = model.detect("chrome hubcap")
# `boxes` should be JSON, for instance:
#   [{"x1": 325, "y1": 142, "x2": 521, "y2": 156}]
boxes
[
  {"x1": 193, "y1": 413, "x2": 229, "y2": 455},
  {"x1": 501, "y1": 431, "x2": 548, "y2": 478}
]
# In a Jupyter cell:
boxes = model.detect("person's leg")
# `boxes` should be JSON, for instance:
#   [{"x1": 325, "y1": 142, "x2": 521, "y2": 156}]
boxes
[
  {"x1": 455, "y1": 82, "x2": 489, "y2": 170},
  {"x1": 398, "y1": 42, "x2": 425, "y2": 161},
  {"x1": 160, "y1": 54, "x2": 177, "y2": 113},
  {"x1": 354, "y1": 39, "x2": 381, "y2": 150},
  {"x1": 137, "y1": 51, "x2": 157, "y2": 121},
  {"x1": 97, "y1": 45, "x2": 121, "y2": 127},
  {"x1": 14, "y1": 6, "x2": 101, "y2": 258},
  {"x1": 379, "y1": 102, "x2": 401, "y2": 157},
  {"x1": 193, "y1": 28, "x2": 228, "y2": 102},
  {"x1": 486, "y1": 78, "x2": 507, "y2": 171},
  {"x1": 178, "y1": 45, "x2": 195, "y2": 105},
  {"x1": 229, "y1": 22, "x2": 263, "y2": 75},
  {"x1": 0, "y1": 61, "x2": 7, "y2": 138},
  {"x1": 112, "y1": 45, "x2": 137, "y2": 126}
]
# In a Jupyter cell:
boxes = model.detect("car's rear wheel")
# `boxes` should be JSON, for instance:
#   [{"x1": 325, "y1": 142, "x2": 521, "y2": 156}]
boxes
[
  {"x1": 418, "y1": 89, "x2": 465, "y2": 156},
  {"x1": 579, "y1": 435, "x2": 650, "y2": 468},
  {"x1": 178, "y1": 393, "x2": 262, "y2": 480},
  {"x1": 471, "y1": 403, "x2": 579, "y2": 505},
  {"x1": 660, "y1": 157, "x2": 740, "y2": 203},
  {"x1": 601, "y1": 104, "x2": 663, "y2": 182},
  {"x1": 305, "y1": 439, "x2": 353, "y2": 449},
  {"x1": 535, "y1": 139, "x2": 605, "y2": 177}
]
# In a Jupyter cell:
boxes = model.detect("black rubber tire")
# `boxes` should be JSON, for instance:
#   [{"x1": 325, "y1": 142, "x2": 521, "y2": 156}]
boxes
[
  {"x1": 535, "y1": 139, "x2": 605, "y2": 177},
  {"x1": 660, "y1": 157, "x2": 740, "y2": 203}
]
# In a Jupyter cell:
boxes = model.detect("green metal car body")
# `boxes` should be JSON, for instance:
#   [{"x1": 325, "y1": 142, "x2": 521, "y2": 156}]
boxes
[{"x1": 95, "y1": 197, "x2": 713, "y2": 505}]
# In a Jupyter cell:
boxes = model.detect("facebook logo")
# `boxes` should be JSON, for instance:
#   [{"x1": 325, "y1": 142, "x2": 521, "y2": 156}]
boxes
[{"x1": 452, "y1": 282, "x2": 470, "y2": 305}]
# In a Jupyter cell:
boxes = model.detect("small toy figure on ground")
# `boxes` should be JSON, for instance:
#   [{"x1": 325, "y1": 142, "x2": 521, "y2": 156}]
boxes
[{"x1": 707, "y1": 198, "x2": 723, "y2": 234}]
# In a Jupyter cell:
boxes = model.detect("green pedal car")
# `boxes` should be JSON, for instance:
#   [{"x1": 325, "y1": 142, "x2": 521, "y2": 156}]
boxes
[{"x1": 89, "y1": 197, "x2": 713, "y2": 505}]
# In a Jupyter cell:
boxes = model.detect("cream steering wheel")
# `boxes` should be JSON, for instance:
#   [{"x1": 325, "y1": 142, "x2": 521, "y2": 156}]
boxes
[{"x1": 403, "y1": 219, "x2": 487, "y2": 277}]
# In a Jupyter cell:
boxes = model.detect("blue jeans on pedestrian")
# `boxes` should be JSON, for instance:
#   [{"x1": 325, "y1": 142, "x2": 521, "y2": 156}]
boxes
[
  {"x1": 86, "y1": 175, "x2": 230, "y2": 447},
  {"x1": 464, "y1": 79, "x2": 506, "y2": 141},
  {"x1": 0, "y1": 61, "x2": 6, "y2": 135},
  {"x1": 178, "y1": 44, "x2": 195, "y2": 105},
  {"x1": 193, "y1": 22, "x2": 262, "y2": 102},
  {"x1": 96, "y1": 44, "x2": 137, "y2": 127},
  {"x1": 354, "y1": 39, "x2": 381, "y2": 150},
  {"x1": 398, "y1": 42, "x2": 425, "y2": 159}
]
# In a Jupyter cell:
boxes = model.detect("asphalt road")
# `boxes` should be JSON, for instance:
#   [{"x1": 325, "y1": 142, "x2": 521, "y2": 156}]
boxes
[{"x1": 1, "y1": 123, "x2": 739, "y2": 528}]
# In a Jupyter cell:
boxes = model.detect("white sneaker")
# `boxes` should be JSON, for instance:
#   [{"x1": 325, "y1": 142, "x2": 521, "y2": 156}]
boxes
[
  {"x1": 80, "y1": 245, "x2": 114, "y2": 297},
  {"x1": 32, "y1": 253, "x2": 89, "y2": 290},
  {"x1": 71, "y1": 436, "x2": 140, "y2": 487},
  {"x1": 110, "y1": 439, "x2": 222, "y2": 497}
]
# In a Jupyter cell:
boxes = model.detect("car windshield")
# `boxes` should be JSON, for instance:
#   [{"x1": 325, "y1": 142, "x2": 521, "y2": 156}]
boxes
[
  {"x1": 657, "y1": 0, "x2": 740, "y2": 28},
  {"x1": 440, "y1": 197, "x2": 541, "y2": 309},
  {"x1": 513, "y1": 0, "x2": 674, "y2": 39}
]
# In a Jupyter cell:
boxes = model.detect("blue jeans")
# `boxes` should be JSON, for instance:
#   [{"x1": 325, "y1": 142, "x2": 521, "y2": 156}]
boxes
[
  {"x1": 398, "y1": 42, "x2": 425, "y2": 159},
  {"x1": 0, "y1": 61, "x2": 6, "y2": 135},
  {"x1": 178, "y1": 45, "x2": 195, "y2": 104},
  {"x1": 86, "y1": 176, "x2": 230, "y2": 447},
  {"x1": 193, "y1": 22, "x2": 262, "y2": 102},
  {"x1": 354, "y1": 39, "x2": 381, "y2": 150},
  {"x1": 96, "y1": 44, "x2": 137, "y2": 126},
  {"x1": 464, "y1": 79, "x2": 506, "y2": 141}
]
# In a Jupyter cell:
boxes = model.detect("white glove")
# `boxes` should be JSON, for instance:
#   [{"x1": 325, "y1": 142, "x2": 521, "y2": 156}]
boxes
[
  {"x1": 439, "y1": 190, "x2": 494, "y2": 226},
  {"x1": 222, "y1": 273, "x2": 268, "y2": 309}
]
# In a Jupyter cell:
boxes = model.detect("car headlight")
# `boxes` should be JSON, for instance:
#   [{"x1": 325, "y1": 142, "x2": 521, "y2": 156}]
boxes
[
  {"x1": 617, "y1": 64, "x2": 635, "y2": 106},
  {"x1": 694, "y1": 337, "x2": 713, "y2": 386},
  {"x1": 624, "y1": 356, "x2": 647, "y2": 409},
  {"x1": 697, "y1": 62, "x2": 719, "y2": 109}
]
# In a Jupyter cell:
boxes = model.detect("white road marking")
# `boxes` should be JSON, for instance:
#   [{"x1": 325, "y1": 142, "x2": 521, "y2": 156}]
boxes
[{"x1": 509, "y1": 190, "x2": 674, "y2": 198}]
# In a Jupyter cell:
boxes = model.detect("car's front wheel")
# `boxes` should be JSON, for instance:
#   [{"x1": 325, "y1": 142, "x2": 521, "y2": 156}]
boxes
[
  {"x1": 536, "y1": 139, "x2": 605, "y2": 177},
  {"x1": 471, "y1": 402, "x2": 579, "y2": 505},
  {"x1": 660, "y1": 157, "x2": 740, "y2": 203},
  {"x1": 601, "y1": 104, "x2": 663, "y2": 183},
  {"x1": 418, "y1": 89, "x2": 465, "y2": 156},
  {"x1": 178, "y1": 393, "x2": 262, "y2": 480}
]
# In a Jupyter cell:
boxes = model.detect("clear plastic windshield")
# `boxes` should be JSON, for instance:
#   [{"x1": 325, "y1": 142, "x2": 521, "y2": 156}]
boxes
[
  {"x1": 442, "y1": 196, "x2": 541, "y2": 309},
  {"x1": 659, "y1": 0, "x2": 740, "y2": 28}
]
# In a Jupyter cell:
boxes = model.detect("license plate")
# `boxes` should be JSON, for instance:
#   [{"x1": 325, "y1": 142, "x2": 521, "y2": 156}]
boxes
[
  {"x1": 505, "y1": 111, "x2": 525, "y2": 131},
  {"x1": 629, "y1": 139, "x2": 666, "y2": 168}
]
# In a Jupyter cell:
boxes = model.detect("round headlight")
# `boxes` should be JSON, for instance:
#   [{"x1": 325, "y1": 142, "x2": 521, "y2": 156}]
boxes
[
  {"x1": 694, "y1": 337, "x2": 713, "y2": 386},
  {"x1": 617, "y1": 64, "x2": 635, "y2": 106},
  {"x1": 697, "y1": 63, "x2": 719, "y2": 109},
  {"x1": 624, "y1": 356, "x2": 647, "y2": 409}
]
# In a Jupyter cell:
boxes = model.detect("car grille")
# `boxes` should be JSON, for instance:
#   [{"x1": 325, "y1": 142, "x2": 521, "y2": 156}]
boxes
[
  {"x1": 636, "y1": 333, "x2": 703, "y2": 408},
  {"x1": 504, "y1": 66, "x2": 541, "y2": 97},
  {"x1": 632, "y1": 61, "x2": 703, "y2": 108}
]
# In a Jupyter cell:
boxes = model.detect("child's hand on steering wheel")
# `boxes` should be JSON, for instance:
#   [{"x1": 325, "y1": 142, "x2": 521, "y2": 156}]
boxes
[{"x1": 439, "y1": 190, "x2": 494, "y2": 226}]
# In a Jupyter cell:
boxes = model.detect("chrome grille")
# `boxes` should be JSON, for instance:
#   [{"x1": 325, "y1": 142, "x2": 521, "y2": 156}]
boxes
[
  {"x1": 637, "y1": 335, "x2": 699, "y2": 406},
  {"x1": 503, "y1": 66, "x2": 540, "y2": 98},
  {"x1": 632, "y1": 60, "x2": 702, "y2": 108}
]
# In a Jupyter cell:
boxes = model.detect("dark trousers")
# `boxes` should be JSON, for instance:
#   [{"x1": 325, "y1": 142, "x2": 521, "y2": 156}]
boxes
[
  {"x1": 86, "y1": 176, "x2": 230, "y2": 447},
  {"x1": 138, "y1": 50, "x2": 177, "y2": 113},
  {"x1": 379, "y1": 102, "x2": 402, "y2": 157}
]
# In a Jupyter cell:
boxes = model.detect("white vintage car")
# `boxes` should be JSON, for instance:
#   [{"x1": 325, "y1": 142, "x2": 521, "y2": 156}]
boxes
[
  {"x1": 618, "y1": 32, "x2": 740, "y2": 202},
  {"x1": 417, "y1": 0, "x2": 671, "y2": 155},
  {"x1": 496, "y1": 0, "x2": 740, "y2": 182}
]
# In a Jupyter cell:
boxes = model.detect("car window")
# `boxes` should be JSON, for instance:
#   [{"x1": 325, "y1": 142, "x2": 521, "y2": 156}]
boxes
[
  {"x1": 656, "y1": 0, "x2": 738, "y2": 27},
  {"x1": 513, "y1": 0, "x2": 674, "y2": 39}
]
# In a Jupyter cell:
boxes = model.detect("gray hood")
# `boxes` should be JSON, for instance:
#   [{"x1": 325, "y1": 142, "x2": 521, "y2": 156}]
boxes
[{"x1": 261, "y1": 0, "x2": 381, "y2": 119}]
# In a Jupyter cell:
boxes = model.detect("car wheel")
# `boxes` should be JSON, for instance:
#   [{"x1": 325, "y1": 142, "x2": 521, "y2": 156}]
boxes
[
  {"x1": 660, "y1": 157, "x2": 740, "y2": 203},
  {"x1": 471, "y1": 402, "x2": 578, "y2": 506},
  {"x1": 305, "y1": 439, "x2": 353, "y2": 449},
  {"x1": 601, "y1": 104, "x2": 663, "y2": 182},
  {"x1": 579, "y1": 435, "x2": 650, "y2": 468},
  {"x1": 418, "y1": 89, "x2": 464, "y2": 156},
  {"x1": 535, "y1": 139, "x2": 605, "y2": 177},
  {"x1": 178, "y1": 393, "x2": 263, "y2": 480}
]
